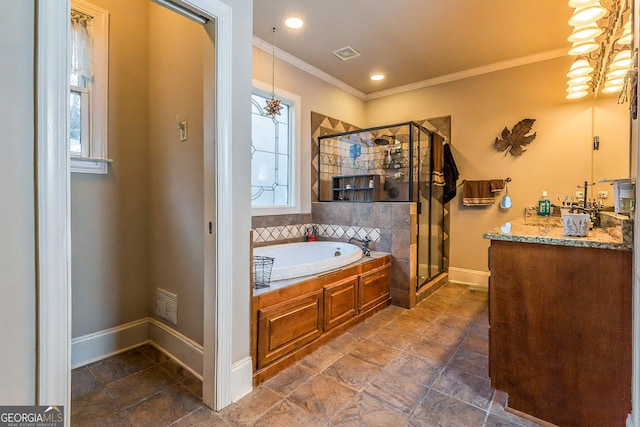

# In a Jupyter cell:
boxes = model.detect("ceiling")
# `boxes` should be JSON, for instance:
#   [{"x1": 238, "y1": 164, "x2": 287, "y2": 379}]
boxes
[{"x1": 253, "y1": 0, "x2": 573, "y2": 96}]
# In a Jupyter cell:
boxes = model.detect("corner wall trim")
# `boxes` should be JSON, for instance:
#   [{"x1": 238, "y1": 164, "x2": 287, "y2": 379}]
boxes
[
  {"x1": 448, "y1": 267, "x2": 490, "y2": 288},
  {"x1": 229, "y1": 356, "x2": 253, "y2": 403}
]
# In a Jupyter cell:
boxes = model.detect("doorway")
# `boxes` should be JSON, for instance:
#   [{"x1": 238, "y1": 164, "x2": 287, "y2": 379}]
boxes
[{"x1": 36, "y1": 0, "x2": 237, "y2": 417}]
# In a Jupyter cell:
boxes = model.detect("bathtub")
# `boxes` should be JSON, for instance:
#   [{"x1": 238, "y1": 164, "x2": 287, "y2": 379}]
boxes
[{"x1": 253, "y1": 241, "x2": 364, "y2": 281}]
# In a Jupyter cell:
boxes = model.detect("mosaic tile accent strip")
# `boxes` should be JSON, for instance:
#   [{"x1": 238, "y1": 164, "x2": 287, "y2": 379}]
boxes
[{"x1": 252, "y1": 223, "x2": 381, "y2": 244}]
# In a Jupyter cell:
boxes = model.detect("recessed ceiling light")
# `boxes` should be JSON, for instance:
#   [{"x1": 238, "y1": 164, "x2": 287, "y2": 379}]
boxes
[
  {"x1": 285, "y1": 17, "x2": 303, "y2": 29},
  {"x1": 370, "y1": 74, "x2": 384, "y2": 81}
]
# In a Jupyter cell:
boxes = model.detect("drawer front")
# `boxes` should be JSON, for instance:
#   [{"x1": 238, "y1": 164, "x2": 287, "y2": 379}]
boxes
[
  {"x1": 324, "y1": 276, "x2": 358, "y2": 331},
  {"x1": 359, "y1": 265, "x2": 391, "y2": 313},
  {"x1": 257, "y1": 290, "x2": 323, "y2": 368}
]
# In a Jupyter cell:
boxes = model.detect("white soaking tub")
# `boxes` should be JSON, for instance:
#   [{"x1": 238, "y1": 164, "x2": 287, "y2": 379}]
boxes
[{"x1": 253, "y1": 241, "x2": 363, "y2": 281}]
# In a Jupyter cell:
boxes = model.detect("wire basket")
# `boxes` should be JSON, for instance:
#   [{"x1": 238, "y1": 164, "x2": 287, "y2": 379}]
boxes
[{"x1": 253, "y1": 255, "x2": 275, "y2": 289}]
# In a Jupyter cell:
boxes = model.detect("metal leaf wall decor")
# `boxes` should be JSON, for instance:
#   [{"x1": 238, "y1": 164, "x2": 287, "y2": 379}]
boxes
[{"x1": 494, "y1": 118, "x2": 537, "y2": 157}]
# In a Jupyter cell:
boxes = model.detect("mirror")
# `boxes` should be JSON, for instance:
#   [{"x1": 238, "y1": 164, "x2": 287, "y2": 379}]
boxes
[{"x1": 592, "y1": 97, "x2": 632, "y2": 197}]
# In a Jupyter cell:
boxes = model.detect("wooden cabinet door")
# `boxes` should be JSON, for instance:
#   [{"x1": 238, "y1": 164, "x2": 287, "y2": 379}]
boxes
[
  {"x1": 257, "y1": 290, "x2": 323, "y2": 369},
  {"x1": 324, "y1": 276, "x2": 358, "y2": 331},
  {"x1": 489, "y1": 240, "x2": 631, "y2": 427},
  {"x1": 359, "y1": 265, "x2": 390, "y2": 313}
]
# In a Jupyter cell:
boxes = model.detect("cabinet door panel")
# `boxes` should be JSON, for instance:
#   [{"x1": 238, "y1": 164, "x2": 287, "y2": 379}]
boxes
[
  {"x1": 324, "y1": 276, "x2": 358, "y2": 330},
  {"x1": 359, "y1": 265, "x2": 390, "y2": 313},
  {"x1": 257, "y1": 290, "x2": 323, "y2": 369}
]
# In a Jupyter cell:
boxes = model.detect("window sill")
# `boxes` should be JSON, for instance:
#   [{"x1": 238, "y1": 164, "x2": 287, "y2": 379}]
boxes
[{"x1": 70, "y1": 156, "x2": 113, "y2": 174}]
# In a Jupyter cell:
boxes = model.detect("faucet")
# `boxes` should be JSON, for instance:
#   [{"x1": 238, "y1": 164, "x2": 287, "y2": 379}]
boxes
[{"x1": 349, "y1": 236, "x2": 371, "y2": 256}]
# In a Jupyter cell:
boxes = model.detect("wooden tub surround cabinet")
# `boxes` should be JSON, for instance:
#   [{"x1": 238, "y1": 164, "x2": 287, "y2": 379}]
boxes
[
  {"x1": 251, "y1": 252, "x2": 391, "y2": 386},
  {"x1": 484, "y1": 215, "x2": 632, "y2": 427}
]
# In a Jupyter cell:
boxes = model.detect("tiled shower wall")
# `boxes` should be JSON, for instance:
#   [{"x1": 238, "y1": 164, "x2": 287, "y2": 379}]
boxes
[{"x1": 313, "y1": 202, "x2": 417, "y2": 308}]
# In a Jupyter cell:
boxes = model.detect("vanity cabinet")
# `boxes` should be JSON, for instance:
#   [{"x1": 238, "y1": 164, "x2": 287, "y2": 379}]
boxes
[
  {"x1": 252, "y1": 254, "x2": 391, "y2": 384},
  {"x1": 488, "y1": 240, "x2": 631, "y2": 427}
]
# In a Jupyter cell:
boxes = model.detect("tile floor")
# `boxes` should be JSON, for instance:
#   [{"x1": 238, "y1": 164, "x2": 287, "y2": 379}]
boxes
[{"x1": 71, "y1": 283, "x2": 540, "y2": 426}]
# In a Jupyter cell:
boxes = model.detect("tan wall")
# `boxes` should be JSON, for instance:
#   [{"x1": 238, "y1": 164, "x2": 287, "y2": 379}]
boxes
[
  {"x1": 366, "y1": 56, "x2": 632, "y2": 272},
  {"x1": 0, "y1": 0, "x2": 36, "y2": 403},
  {"x1": 252, "y1": 47, "x2": 367, "y2": 213},
  {"x1": 71, "y1": 0, "x2": 150, "y2": 337},
  {"x1": 148, "y1": 3, "x2": 206, "y2": 344}
]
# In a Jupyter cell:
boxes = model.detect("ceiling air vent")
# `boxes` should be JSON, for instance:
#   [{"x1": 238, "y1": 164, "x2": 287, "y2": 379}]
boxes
[{"x1": 332, "y1": 46, "x2": 361, "y2": 61}]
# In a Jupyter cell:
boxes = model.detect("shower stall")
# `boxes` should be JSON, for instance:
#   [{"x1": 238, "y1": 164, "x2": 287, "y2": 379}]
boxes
[{"x1": 317, "y1": 121, "x2": 447, "y2": 290}]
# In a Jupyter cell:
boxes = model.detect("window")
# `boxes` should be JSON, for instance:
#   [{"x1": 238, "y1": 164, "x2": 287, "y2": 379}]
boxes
[
  {"x1": 251, "y1": 81, "x2": 300, "y2": 215},
  {"x1": 70, "y1": 0, "x2": 110, "y2": 174}
]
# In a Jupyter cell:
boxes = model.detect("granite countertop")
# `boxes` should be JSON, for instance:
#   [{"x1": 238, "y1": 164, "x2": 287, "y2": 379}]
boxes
[
  {"x1": 253, "y1": 251, "x2": 389, "y2": 297},
  {"x1": 483, "y1": 213, "x2": 633, "y2": 251}
]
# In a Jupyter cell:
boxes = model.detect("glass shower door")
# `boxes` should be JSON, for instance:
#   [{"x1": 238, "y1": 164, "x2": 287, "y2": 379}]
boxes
[{"x1": 417, "y1": 129, "x2": 445, "y2": 289}]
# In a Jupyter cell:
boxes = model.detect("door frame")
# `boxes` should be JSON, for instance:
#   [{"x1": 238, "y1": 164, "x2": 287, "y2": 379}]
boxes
[{"x1": 36, "y1": 0, "x2": 234, "y2": 416}]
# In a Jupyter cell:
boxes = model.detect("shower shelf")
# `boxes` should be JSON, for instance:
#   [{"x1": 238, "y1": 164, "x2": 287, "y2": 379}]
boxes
[{"x1": 332, "y1": 174, "x2": 380, "y2": 202}]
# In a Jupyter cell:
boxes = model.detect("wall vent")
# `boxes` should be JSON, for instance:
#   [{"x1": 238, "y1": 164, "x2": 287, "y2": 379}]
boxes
[
  {"x1": 332, "y1": 46, "x2": 361, "y2": 61},
  {"x1": 156, "y1": 288, "x2": 178, "y2": 325}
]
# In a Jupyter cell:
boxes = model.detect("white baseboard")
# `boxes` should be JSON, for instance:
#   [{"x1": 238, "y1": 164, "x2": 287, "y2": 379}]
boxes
[
  {"x1": 448, "y1": 267, "x2": 490, "y2": 288},
  {"x1": 71, "y1": 319, "x2": 150, "y2": 368},
  {"x1": 71, "y1": 317, "x2": 204, "y2": 380},
  {"x1": 72, "y1": 318, "x2": 254, "y2": 399},
  {"x1": 230, "y1": 356, "x2": 253, "y2": 402},
  {"x1": 148, "y1": 318, "x2": 204, "y2": 378}
]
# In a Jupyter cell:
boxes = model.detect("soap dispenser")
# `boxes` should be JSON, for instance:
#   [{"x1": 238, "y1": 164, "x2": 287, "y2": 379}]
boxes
[{"x1": 537, "y1": 191, "x2": 551, "y2": 216}]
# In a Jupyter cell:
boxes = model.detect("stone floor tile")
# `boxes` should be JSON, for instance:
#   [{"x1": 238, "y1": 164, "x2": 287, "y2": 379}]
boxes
[
  {"x1": 364, "y1": 309, "x2": 399, "y2": 327},
  {"x1": 432, "y1": 311, "x2": 478, "y2": 331},
  {"x1": 300, "y1": 345, "x2": 344, "y2": 373},
  {"x1": 363, "y1": 370, "x2": 428, "y2": 415},
  {"x1": 347, "y1": 338, "x2": 400, "y2": 367},
  {"x1": 137, "y1": 344, "x2": 172, "y2": 364},
  {"x1": 217, "y1": 387, "x2": 282, "y2": 426},
  {"x1": 384, "y1": 351, "x2": 444, "y2": 388},
  {"x1": 348, "y1": 321, "x2": 379, "y2": 339},
  {"x1": 288, "y1": 374, "x2": 356, "y2": 420},
  {"x1": 71, "y1": 388, "x2": 118, "y2": 426},
  {"x1": 71, "y1": 367, "x2": 101, "y2": 400},
  {"x1": 422, "y1": 323, "x2": 468, "y2": 347},
  {"x1": 124, "y1": 384, "x2": 202, "y2": 427},
  {"x1": 171, "y1": 406, "x2": 229, "y2": 426},
  {"x1": 369, "y1": 325, "x2": 416, "y2": 350},
  {"x1": 445, "y1": 348, "x2": 489, "y2": 380},
  {"x1": 407, "y1": 337, "x2": 455, "y2": 365},
  {"x1": 331, "y1": 391, "x2": 408, "y2": 427},
  {"x1": 323, "y1": 354, "x2": 381, "y2": 391},
  {"x1": 461, "y1": 334, "x2": 489, "y2": 356},
  {"x1": 252, "y1": 399, "x2": 325, "y2": 427},
  {"x1": 386, "y1": 316, "x2": 429, "y2": 335},
  {"x1": 325, "y1": 332, "x2": 363, "y2": 354},
  {"x1": 263, "y1": 363, "x2": 316, "y2": 397},
  {"x1": 105, "y1": 365, "x2": 177, "y2": 410},
  {"x1": 89, "y1": 349, "x2": 155, "y2": 384},
  {"x1": 410, "y1": 389, "x2": 486, "y2": 427},
  {"x1": 433, "y1": 369, "x2": 494, "y2": 410}
]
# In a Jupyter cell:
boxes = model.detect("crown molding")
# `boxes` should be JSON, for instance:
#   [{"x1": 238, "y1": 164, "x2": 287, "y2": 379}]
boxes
[
  {"x1": 252, "y1": 36, "x2": 568, "y2": 102},
  {"x1": 366, "y1": 48, "x2": 568, "y2": 100}
]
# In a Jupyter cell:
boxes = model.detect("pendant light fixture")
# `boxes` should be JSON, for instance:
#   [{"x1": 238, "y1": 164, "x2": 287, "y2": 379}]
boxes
[
  {"x1": 564, "y1": 0, "x2": 637, "y2": 101},
  {"x1": 568, "y1": 2, "x2": 608, "y2": 26},
  {"x1": 265, "y1": 27, "x2": 283, "y2": 118}
]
